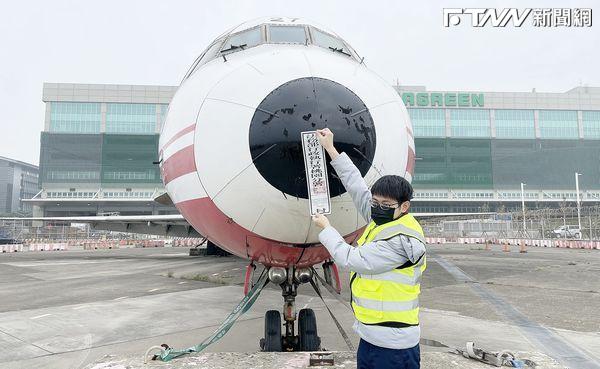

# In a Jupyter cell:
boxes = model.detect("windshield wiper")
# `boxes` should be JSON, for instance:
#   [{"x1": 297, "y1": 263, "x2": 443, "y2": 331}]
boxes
[
  {"x1": 221, "y1": 43, "x2": 247, "y2": 53},
  {"x1": 329, "y1": 47, "x2": 351, "y2": 57}
]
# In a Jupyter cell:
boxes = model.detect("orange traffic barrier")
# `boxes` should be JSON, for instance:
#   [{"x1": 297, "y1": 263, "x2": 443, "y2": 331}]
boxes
[{"x1": 519, "y1": 240, "x2": 527, "y2": 253}]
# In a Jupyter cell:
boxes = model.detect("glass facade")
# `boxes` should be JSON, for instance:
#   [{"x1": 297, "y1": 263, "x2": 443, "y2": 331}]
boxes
[
  {"x1": 408, "y1": 108, "x2": 445, "y2": 137},
  {"x1": 538, "y1": 110, "x2": 579, "y2": 138},
  {"x1": 414, "y1": 138, "x2": 600, "y2": 190},
  {"x1": 106, "y1": 103, "x2": 157, "y2": 134},
  {"x1": 40, "y1": 133, "x2": 102, "y2": 184},
  {"x1": 50, "y1": 102, "x2": 101, "y2": 133},
  {"x1": 50, "y1": 102, "x2": 165, "y2": 134},
  {"x1": 449, "y1": 109, "x2": 490, "y2": 137},
  {"x1": 413, "y1": 138, "x2": 493, "y2": 189},
  {"x1": 101, "y1": 134, "x2": 160, "y2": 184},
  {"x1": 582, "y1": 111, "x2": 600, "y2": 139},
  {"x1": 495, "y1": 109, "x2": 535, "y2": 138},
  {"x1": 40, "y1": 133, "x2": 161, "y2": 185},
  {"x1": 159, "y1": 104, "x2": 169, "y2": 131}
]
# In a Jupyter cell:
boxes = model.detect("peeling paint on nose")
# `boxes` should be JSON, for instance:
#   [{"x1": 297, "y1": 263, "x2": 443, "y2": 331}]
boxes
[{"x1": 249, "y1": 77, "x2": 376, "y2": 199}]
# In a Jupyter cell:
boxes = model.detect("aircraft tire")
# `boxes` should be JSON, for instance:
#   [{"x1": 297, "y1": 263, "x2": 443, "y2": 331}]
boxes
[
  {"x1": 262, "y1": 310, "x2": 282, "y2": 352},
  {"x1": 298, "y1": 308, "x2": 320, "y2": 351}
]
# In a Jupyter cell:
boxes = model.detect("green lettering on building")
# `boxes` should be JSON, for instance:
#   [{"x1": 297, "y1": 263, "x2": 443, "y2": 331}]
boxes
[
  {"x1": 416, "y1": 93, "x2": 429, "y2": 106},
  {"x1": 400, "y1": 92, "x2": 485, "y2": 107},
  {"x1": 430, "y1": 93, "x2": 443, "y2": 106},
  {"x1": 402, "y1": 93, "x2": 415, "y2": 106},
  {"x1": 471, "y1": 93, "x2": 484, "y2": 107},
  {"x1": 445, "y1": 93, "x2": 457, "y2": 107}
]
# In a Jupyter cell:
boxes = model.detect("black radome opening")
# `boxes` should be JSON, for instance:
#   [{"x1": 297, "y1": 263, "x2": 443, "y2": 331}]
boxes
[{"x1": 249, "y1": 77, "x2": 376, "y2": 199}]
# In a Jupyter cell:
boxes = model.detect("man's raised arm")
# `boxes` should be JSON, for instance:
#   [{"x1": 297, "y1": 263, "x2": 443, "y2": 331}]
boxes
[{"x1": 316, "y1": 129, "x2": 372, "y2": 222}]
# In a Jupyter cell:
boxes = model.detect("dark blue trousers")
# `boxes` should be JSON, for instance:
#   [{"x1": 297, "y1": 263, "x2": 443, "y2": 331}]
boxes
[{"x1": 357, "y1": 339, "x2": 420, "y2": 369}]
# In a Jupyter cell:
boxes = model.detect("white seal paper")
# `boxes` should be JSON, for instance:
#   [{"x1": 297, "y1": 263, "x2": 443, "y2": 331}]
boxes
[{"x1": 301, "y1": 131, "x2": 332, "y2": 216}]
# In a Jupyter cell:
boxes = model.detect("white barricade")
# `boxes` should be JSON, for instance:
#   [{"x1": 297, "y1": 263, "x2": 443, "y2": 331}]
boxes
[{"x1": 425, "y1": 237, "x2": 446, "y2": 244}]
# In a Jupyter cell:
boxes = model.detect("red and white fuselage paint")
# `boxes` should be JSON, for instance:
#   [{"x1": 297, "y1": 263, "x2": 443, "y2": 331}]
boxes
[{"x1": 159, "y1": 17, "x2": 414, "y2": 267}]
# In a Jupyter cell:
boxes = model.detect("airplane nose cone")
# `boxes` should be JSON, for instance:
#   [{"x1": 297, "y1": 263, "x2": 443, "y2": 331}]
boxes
[{"x1": 249, "y1": 77, "x2": 376, "y2": 199}]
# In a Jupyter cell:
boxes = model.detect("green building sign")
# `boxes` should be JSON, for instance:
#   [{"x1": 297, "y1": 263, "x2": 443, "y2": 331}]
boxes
[{"x1": 401, "y1": 92, "x2": 484, "y2": 107}]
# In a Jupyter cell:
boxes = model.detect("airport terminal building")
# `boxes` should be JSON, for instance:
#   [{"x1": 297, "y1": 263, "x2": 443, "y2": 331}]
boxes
[
  {"x1": 29, "y1": 83, "x2": 600, "y2": 216},
  {"x1": 397, "y1": 85, "x2": 600, "y2": 213},
  {"x1": 31, "y1": 84, "x2": 177, "y2": 216}
]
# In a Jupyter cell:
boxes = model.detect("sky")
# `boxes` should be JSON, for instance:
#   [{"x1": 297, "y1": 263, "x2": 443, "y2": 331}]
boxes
[{"x1": 0, "y1": 0, "x2": 598, "y2": 165}]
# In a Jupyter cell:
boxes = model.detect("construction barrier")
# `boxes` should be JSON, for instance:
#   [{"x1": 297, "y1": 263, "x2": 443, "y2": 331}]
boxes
[
  {"x1": 457, "y1": 237, "x2": 486, "y2": 244},
  {"x1": 28, "y1": 243, "x2": 67, "y2": 251},
  {"x1": 420, "y1": 237, "x2": 599, "y2": 251},
  {"x1": 0, "y1": 238, "x2": 209, "y2": 253},
  {"x1": 0, "y1": 244, "x2": 24, "y2": 253},
  {"x1": 82, "y1": 240, "x2": 120, "y2": 250},
  {"x1": 425, "y1": 237, "x2": 446, "y2": 244},
  {"x1": 134, "y1": 240, "x2": 165, "y2": 248}
]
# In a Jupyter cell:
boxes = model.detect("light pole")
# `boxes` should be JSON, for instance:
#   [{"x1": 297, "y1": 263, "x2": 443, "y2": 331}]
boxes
[
  {"x1": 520, "y1": 182, "x2": 526, "y2": 234},
  {"x1": 575, "y1": 172, "x2": 582, "y2": 237}
]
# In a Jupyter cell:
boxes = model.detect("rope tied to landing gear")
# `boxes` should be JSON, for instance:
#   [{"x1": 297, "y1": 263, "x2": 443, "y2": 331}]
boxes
[
  {"x1": 309, "y1": 266, "x2": 355, "y2": 351},
  {"x1": 144, "y1": 269, "x2": 270, "y2": 363}
]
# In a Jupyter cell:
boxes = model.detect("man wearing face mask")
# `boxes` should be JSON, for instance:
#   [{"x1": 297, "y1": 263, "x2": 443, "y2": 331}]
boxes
[{"x1": 312, "y1": 128, "x2": 426, "y2": 369}]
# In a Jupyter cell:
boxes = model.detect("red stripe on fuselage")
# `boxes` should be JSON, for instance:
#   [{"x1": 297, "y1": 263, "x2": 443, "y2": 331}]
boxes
[
  {"x1": 161, "y1": 145, "x2": 196, "y2": 185},
  {"x1": 160, "y1": 124, "x2": 196, "y2": 155},
  {"x1": 406, "y1": 147, "x2": 416, "y2": 176}
]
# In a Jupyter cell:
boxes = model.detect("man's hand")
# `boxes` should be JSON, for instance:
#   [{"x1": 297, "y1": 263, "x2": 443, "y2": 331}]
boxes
[
  {"x1": 312, "y1": 213, "x2": 331, "y2": 229},
  {"x1": 316, "y1": 128, "x2": 339, "y2": 160},
  {"x1": 316, "y1": 128, "x2": 334, "y2": 151}
]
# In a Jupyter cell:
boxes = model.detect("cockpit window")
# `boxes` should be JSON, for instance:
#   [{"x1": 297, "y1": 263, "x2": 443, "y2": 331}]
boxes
[
  {"x1": 182, "y1": 38, "x2": 225, "y2": 81},
  {"x1": 183, "y1": 23, "x2": 362, "y2": 83},
  {"x1": 269, "y1": 25, "x2": 307, "y2": 44},
  {"x1": 221, "y1": 27, "x2": 262, "y2": 53},
  {"x1": 202, "y1": 40, "x2": 225, "y2": 61},
  {"x1": 311, "y1": 28, "x2": 351, "y2": 56}
]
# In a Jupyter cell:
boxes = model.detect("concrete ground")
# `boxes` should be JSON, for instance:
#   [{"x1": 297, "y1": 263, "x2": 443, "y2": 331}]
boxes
[{"x1": 0, "y1": 245, "x2": 598, "y2": 368}]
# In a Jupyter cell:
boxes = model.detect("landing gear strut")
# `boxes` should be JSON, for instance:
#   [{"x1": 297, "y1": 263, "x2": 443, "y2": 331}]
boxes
[{"x1": 259, "y1": 265, "x2": 321, "y2": 352}]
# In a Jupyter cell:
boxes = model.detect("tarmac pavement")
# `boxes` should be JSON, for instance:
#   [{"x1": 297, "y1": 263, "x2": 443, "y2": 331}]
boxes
[{"x1": 0, "y1": 245, "x2": 598, "y2": 368}]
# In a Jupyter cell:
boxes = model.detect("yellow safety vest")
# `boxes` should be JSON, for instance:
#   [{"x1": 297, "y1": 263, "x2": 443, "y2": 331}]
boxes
[{"x1": 350, "y1": 213, "x2": 426, "y2": 327}]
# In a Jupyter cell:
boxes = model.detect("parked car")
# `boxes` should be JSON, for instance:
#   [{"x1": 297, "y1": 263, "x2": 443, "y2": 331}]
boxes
[{"x1": 552, "y1": 225, "x2": 582, "y2": 239}]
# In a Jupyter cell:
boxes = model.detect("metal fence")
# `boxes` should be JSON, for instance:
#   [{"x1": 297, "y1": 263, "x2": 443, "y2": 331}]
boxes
[{"x1": 421, "y1": 205, "x2": 600, "y2": 240}]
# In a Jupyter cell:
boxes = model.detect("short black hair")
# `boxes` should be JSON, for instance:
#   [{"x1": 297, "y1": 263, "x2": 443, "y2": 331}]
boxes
[{"x1": 370, "y1": 175, "x2": 413, "y2": 203}]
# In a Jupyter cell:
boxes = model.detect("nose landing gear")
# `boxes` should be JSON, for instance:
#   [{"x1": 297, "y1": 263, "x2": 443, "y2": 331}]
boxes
[{"x1": 258, "y1": 266, "x2": 321, "y2": 352}]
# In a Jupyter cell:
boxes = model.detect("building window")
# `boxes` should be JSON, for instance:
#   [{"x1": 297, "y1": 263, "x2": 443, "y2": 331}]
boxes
[
  {"x1": 103, "y1": 170, "x2": 156, "y2": 180},
  {"x1": 495, "y1": 109, "x2": 535, "y2": 138},
  {"x1": 158, "y1": 104, "x2": 169, "y2": 131},
  {"x1": 449, "y1": 109, "x2": 490, "y2": 138},
  {"x1": 538, "y1": 110, "x2": 578, "y2": 139},
  {"x1": 46, "y1": 171, "x2": 100, "y2": 180},
  {"x1": 408, "y1": 108, "x2": 445, "y2": 137},
  {"x1": 582, "y1": 111, "x2": 600, "y2": 139},
  {"x1": 106, "y1": 103, "x2": 157, "y2": 134},
  {"x1": 50, "y1": 102, "x2": 101, "y2": 133}
]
